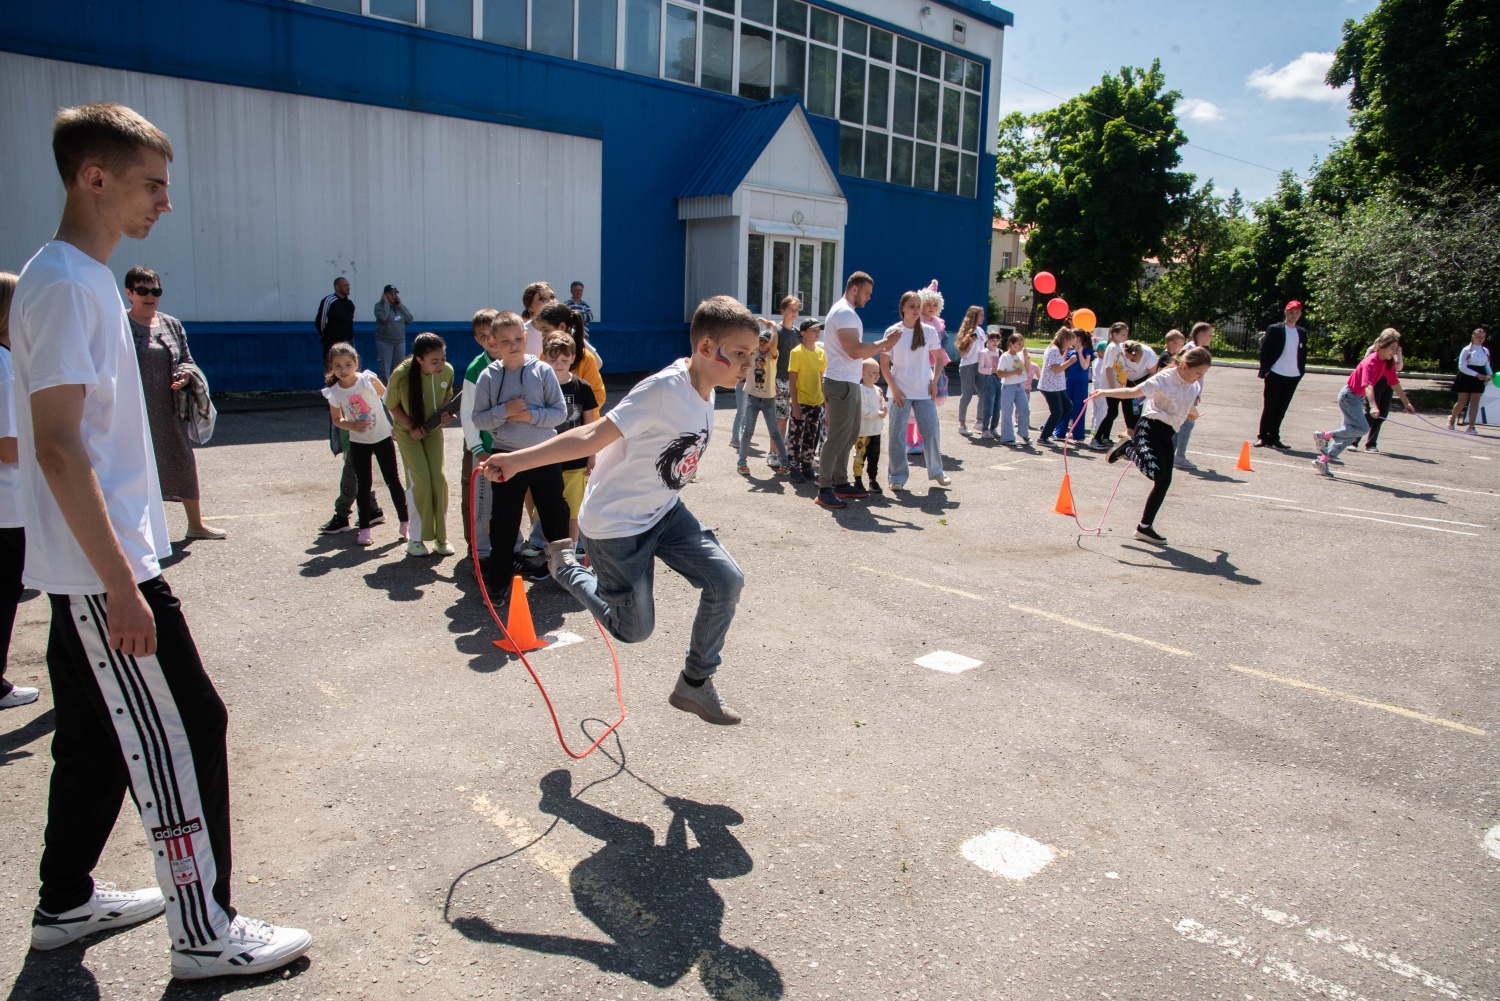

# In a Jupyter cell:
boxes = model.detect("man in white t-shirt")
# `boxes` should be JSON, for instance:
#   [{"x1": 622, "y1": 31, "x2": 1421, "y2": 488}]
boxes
[
  {"x1": 814, "y1": 272, "x2": 901, "y2": 510},
  {"x1": 11, "y1": 102, "x2": 310, "y2": 980}
]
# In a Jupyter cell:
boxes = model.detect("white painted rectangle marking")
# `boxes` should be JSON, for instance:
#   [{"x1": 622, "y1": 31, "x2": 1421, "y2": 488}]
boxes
[
  {"x1": 915, "y1": 651, "x2": 983, "y2": 674},
  {"x1": 1336, "y1": 506, "x2": 1486, "y2": 528},
  {"x1": 541, "y1": 631, "x2": 586, "y2": 651},
  {"x1": 961, "y1": 828, "x2": 1056, "y2": 881}
]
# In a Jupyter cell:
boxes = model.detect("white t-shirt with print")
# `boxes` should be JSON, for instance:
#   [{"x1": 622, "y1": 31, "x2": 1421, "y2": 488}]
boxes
[
  {"x1": 1138, "y1": 368, "x2": 1202, "y2": 430},
  {"x1": 822, "y1": 297, "x2": 865, "y2": 383},
  {"x1": 10, "y1": 240, "x2": 170, "y2": 593},
  {"x1": 323, "y1": 371, "x2": 392, "y2": 444},
  {"x1": 746, "y1": 346, "x2": 777, "y2": 399},
  {"x1": 884, "y1": 322, "x2": 938, "y2": 400},
  {"x1": 1124, "y1": 345, "x2": 1159, "y2": 381},
  {"x1": 0, "y1": 348, "x2": 22, "y2": 529},
  {"x1": 998, "y1": 350, "x2": 1027, "y2": 386},
  {"x1": 579, "y1": 358, "x2": 712, "y2": 540}
]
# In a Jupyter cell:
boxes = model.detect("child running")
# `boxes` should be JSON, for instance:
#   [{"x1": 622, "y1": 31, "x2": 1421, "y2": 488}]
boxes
[
  {"x1": 976, "y1": 329, "x2": 1002, "y2": 438},
  {"x1": 385, "y1": 332, "x2": 455, "y2": 556},
  {"x1": 853, "y1": 358, "x2": 887, "y2": 494},
  {"x1": 480, "y1": 295, "x2": 759, "y2": 725},
  {"x1": 738, "y1": 319, "x2": 789, "y2": 475},
  {"x1": 997, "y1": 332, "x2": 1031, "y2": 445},
  {"x1": 543, "y1": 331, "x2": 598, "y2": 543},
  {"x1": 786, "y1": 318, "x2": 826, "y2": 485},
  {"x1": 324, "y1": 343, "x2": 409, "y2": 547},
  {"x1": 460, "y1": 308, "x2": 500, "y2": 557},
  {"x1": 1312, "y1": 329, "x2": 1414, "y2": 474},
  {"x1": 1090, "y1": 346, "x2": 1213, "y2": 545}
]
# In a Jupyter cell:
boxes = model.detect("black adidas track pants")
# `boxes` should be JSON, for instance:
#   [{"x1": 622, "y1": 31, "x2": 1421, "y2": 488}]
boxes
[{"x1": 39, "y1": 576, "x2": 236, "y2": 949}]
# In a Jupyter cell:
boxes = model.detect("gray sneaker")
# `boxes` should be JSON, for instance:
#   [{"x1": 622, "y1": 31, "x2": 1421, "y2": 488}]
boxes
[
  {"x1": 547, "y1": 538, "x2": 580, "y2": 580},
  {"x1": 668, "y1": 675, "x2": 741, "y2": 725}
]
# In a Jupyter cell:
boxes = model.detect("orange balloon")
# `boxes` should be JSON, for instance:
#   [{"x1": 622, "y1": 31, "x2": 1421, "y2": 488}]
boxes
[
  {"x1": 1046, "y1": 297, "x2": 1070, "y2": 320},
  {"x1": 1071, "y1": 308, "x2": 1097, "y2": 333}
]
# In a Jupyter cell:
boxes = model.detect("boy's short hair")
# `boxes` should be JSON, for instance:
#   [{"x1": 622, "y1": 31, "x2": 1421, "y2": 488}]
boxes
[
  {"x1": 53, "y1": 102, "x2": 174, "y2": 187},
  {"x1": 542, "y1": 332, "x2": 576, "y2": 358},
  {"x1": 846, "y1": 271, "x2": 874, "y2": 291},
  {"x1": 491, "y1": 309, "x2": 524, "y2": 330},
  {"x1": 690, "y1": 295, "x2": 759, "y2": 344},
  {"x1": 471, "y1": 307, "x2": 499, "y2": 333},
  {"x1": 1164, "y1": 329, "x2": 1185, "y2": 345}
]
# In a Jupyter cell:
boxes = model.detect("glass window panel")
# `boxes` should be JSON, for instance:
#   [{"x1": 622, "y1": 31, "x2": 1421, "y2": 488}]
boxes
[
  {"x1": 863, "y1": 130, "x2": 887, "y2": 181},
  {"x1": 961, "y1": 90, "x2": 980, "y2": 151},
  {"x1": 890, "y1": 136, "x2": 914, "y2": 185},
  {"x1": 892, "y1": 70, "x2": 916, "y2": 136},
  {"x1": 960, "y1": 152, "x2": 978, "y2": 198},
  {"x1": 895, "y1": 35, "x2": 918, "y2": 70},
  {"x1": 370, "y1": 0, "x2": 416, "y2": 22},
  {"x1": 919, "y1": 44, "x2": 940, "y2": 77},
  {"x1": 842, "y1": 19, "x2": 867, "y2": 55},
  {"x1": 747, "y1": 234, "x2": 765, "y2": 313},
  {"x1": 774, "y1": 35, "x2": 806, "y2": 97},
  {"x1": 701, "y1": 12, "x2": 735, "y2": 91},
  {"x1": 797, "y1": 243, "x2": 816, "y2": 306},
  {"x1": 866, "y1": 64, "x2": 889, "y2": 128},
  {"x1": 702, "y1": 0, "x2": 732, "y2": 10},
  {"x1": 938, "y1": 147, "x2": 959, "y2": 194},
  {"x1": 806, "y1": 43, "x2": 837, "y2": 116},
  {"x1": 664, "y1": 4, "x2": 698, "y2": 82},
  {"x1": 770, "y1": 240, "x2": 791, "y2": 311},
  {"x1": 306, "y1": 0, "x2": 360, "y2": 12},
  {"x1": 965, "y1": 58, "x2": 983, "y2": 90},
  {"x1": 624, "y1": 0, "x2": 660, "y2": 73},
  {"x1": 577, "y1": 0, "x2": 617, "y2": 66},
  {"x1": 742, "y1": 0, "x2": 773, "y2": 25},
  {"x1": 943, "y1": 51, "x2": 965, "y2": 85},
  {"x1": 916, "y1": 78, "x2": 939, "y2": 141},
  {"x1": 839, "y1": 125, "x2": 863, "y2": 175},
  {"x1": 425, "y1": 0, "x2": 473, "y2": 34},
  {"x1": 914, "y1": 142, "x2": 936, "y2": 189},
  {"x1": 941, "y1": 86, "x2": 960, "y2": 146},
  {"x1": 776, "y1": 0, "x2": 806, "y2": 34},
  {"x1": 839, "y1": 54, "x2": 865, "y2": 124},
  {"x1": 809, "y1": 7, "x2": 837, "y2": 44},
  {"x1": 739, "y1": 23, "x2": 773, "y2": 100},
  {"x1": 531, "y1": 0, "x2": 573, "y2": 57},
  {"x1": 819, "y1": 242, "x2": 836, "y2": 315},
  {"x1": 483, "y1": 0, "x2": 526, "y2": 46},
  {"x1": 869, "y1": 27, "x2": 892, "y2": 61}
]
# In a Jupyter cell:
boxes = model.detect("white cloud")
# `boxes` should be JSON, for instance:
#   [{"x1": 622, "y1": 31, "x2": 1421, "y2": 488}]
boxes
[
  {"x1": 1179, "y1": 98, "x2": 1224, "y2": 123},
  {"x1": 1247, "y1": 52, "x2": 1351, "y2": 103}
]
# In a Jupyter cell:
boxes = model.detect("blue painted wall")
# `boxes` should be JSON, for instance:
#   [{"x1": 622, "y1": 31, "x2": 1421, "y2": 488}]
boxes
[{"x1": 6, "y1": 0, "x2": 997, "y2": 391}]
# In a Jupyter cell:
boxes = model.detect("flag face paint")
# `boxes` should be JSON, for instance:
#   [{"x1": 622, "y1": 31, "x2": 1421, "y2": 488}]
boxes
[{"x1": 715, "y1": 347, "x2": 732, "y2": 367}]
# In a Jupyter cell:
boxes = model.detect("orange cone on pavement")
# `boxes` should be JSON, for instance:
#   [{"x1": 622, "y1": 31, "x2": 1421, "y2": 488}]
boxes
[
  {"x1": 1053, "y1": 475, "x2": 1076, "y2": 516},
  {"x1": 1236, "y1": 441, "x2": 1254, "y2": 472},
  {"x1": 494, "y1": 575, "x2": 549, "y2": 653}
]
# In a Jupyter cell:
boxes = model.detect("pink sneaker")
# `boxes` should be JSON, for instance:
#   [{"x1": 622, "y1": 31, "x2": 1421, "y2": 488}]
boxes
[
  {"x1": 356, "y1": 528, "x2": 373, "y2": 546},
  {"x1": 399, "y1": 521, "x2": 410, "y2": 541}
]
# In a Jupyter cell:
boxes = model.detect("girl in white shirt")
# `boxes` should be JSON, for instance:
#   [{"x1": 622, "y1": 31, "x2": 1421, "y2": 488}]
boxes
[
  {"x1": 996, "y1": 332, "x2": 1032, "y2": 444},
  {"x1": 1089, "y1": 346, "x2": 1211, "y2": 546},
  {"x1": 954, "y1": 307, "x2": 985, "y2": 435},
  {"x1": 1449, "y1": 328, "x2": 1492, "y2": 432},
  {"x1": 879, "y1": 291, "x2": 952, "y2": 491},
  {"x1": 976, "y1": 330, "x2": 1003, "y2": 437},
  {"x1": 1037, "y1": 327, "x2": 1082, "y2": 444},
  {"x1": 323, "y1": 344, "x2": 409, "y2": 547}
]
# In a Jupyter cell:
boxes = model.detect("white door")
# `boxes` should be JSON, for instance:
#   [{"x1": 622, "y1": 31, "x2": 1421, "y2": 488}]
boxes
[{"x1": 746, "y1": 234, "x2": 839, "y2": 318}]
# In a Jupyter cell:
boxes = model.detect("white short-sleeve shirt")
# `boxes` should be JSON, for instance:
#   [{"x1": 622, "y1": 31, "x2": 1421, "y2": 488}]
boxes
[
  {"x1": 821, "y1": 297, "x2": 865, "y2": 384},
  {"x1": 1138, "y1": 368, "x2": 1202, "y2": 430},
  {"x1": 323, "y1": 371, "x2": 392, "y2": 444},
  {"x1": 884, "y1": 322, "x2": 938, "y2": 400},
  {"x1": 10, "y1": 241, "x2": 170, "y2": 593},
  {"x1": 0, "y1": 348, "x2": 22, "y2": 529}
]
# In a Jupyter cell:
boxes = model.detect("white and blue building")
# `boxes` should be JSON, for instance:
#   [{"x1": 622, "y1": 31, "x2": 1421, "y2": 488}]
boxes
[{"x1": 2, "y1": 0, "x2": 1012, "y2": 389}]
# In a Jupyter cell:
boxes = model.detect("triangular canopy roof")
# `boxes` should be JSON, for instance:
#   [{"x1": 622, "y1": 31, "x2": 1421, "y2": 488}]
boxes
[{"x1": 678, "y1": 96, "x2": 842, "y2": 201}]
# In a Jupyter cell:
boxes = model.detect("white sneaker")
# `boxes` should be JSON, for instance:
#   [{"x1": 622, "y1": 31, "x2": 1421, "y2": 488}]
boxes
[
  {"x1": 932, "y1": 475, "x2": 953, "y2": 488},
  {"x1": 406, "y1": 541, "x2": 430, "y2": 557},
  {"x1": 0, "y1": 685, "x2": 40, "y2": 709},
  {"x1": 171, "y1": 915, "x2": 312, "y2": 980},
  {"x1": 31, "y1": 883, "x2": 165, "y2": 951}
]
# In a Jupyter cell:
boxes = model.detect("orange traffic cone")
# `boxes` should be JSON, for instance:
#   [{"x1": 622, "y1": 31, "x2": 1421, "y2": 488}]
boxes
[
  {"x1": 494, "y1": 575, "x2": 549, "y2": 653},
  {"x1": 1053, "y1": 474, "x2": 1076, "y2": 516},
  {"x1": 1236, "y1": 441, "x2": 1254, "y2": 472}
]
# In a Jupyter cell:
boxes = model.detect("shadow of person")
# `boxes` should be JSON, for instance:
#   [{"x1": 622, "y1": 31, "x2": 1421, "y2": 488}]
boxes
[
  {"x1": 4, "y1": 942, "x2": 99, "y2": 1001},
  {"x1": 1337, "y1": 477, "x2": 1442, "y2": 503},
  {"x1": 441, "y1": 562, "x2": 570, "y2": 673},
  {"x1": 158, "y1": 955, "x2": 313, "y2": 999},
  {"x1": 456, "y1": 770, "x2": 783, "y2": 1000},
  {"x1": 297, "y1": 539, "x2": 401, "y2": 578},
  {"x1": 361, "y1": 556, "x2": 454, "y2": 603},
  {"x1": 1181, "y1": 466, "x2": 1244, "y2": 484},
  {"x1": 1116, "y1": 543, "x2": 1262, "y2": 585},
  {"x1": 1, "y1": 708, "x2": 56, "y2": 767}
]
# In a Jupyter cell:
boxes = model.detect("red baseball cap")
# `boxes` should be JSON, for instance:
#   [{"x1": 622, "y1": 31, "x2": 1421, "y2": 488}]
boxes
[{"x1": 1285, "y1": 300, "x2": 1303, "y2": 311}]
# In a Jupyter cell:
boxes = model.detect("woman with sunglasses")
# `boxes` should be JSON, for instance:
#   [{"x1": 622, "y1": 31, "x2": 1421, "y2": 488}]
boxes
[{"x1": 125, "y1": 267, "x2": 226, "y2": 540}]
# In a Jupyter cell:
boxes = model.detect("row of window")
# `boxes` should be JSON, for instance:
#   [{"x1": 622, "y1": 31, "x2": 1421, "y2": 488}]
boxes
[{"x1": 297, "y1": 0, "x2": 986, "y2": 198}]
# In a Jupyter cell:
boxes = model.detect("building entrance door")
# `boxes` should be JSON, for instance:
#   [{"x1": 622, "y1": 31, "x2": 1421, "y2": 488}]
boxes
[{"x1": 746, "y1": 235, "x2": 839, "y2": 318}]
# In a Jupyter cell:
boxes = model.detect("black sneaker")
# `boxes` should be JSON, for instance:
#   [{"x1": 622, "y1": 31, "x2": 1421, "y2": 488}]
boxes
[
  {"x1": 869, "y1": 480, "x2": 884, "y2": 495},
  {"x1": 319, "y1": 515, "x2": 352, "y2": 534},
  {"x1": 789, "y1": 466, "x2": 806, "y2": 484},
  {"x1": 1134, "y1": 524, "x2": 1168, "y2": 545},
  {"x1": 833, "y1": 481, "x2": 869, "y2": 500},
  {"x1": 814, "y1": 487, "x2": 847, "y2": 509},
  {"x1": 368, "y1": 512, "x2": 386, "y2": 527},
  {"x1": 1107, "y1": 436, "x2": 1132, "y2": 464}
]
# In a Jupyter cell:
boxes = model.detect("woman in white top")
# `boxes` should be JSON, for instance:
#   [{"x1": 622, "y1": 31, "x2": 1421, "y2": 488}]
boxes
[
  {"x1": 1090, "y1": 346, "x2": 1211, "y2": 546},
  {"x1": 0, "y1": 272, "x2": 38, "y2": 710},
  {"x1": 953, "y1": 307, "x2": 986, "y2": 435},
  {"x1": 1449, "y1": 327, "x2": 1492, "y2": 432},
  {"x1": 879, "y1": 291, "x2": 952, "y2": 491}
]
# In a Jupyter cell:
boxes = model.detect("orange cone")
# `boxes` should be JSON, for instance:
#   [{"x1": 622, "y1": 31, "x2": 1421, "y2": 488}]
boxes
[
  {"x1": 1236, "y1": 441, "x2": 1254, "y2": 472},
  {"x1": 1053, "y1": 474, "x2": 1076, "y2": 516},
  {"x1": 494, "y1": 575, "x2": 549, "y2": 653}
]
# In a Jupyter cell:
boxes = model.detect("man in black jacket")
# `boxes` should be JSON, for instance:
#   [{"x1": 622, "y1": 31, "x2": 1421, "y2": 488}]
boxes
[{"x1": 1256, "y1": 301, "x2": 1306, "y2": 448}]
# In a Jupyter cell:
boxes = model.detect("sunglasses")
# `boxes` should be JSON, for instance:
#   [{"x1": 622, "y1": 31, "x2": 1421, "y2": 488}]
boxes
[{"x1": 130, "y1": 286, "x2": 163, "y2": 297}]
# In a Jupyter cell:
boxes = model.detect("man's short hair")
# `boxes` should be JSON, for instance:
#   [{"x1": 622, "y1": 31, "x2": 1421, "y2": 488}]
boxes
[
  {"x1": 52, "y1": 102, "x2": 173, "y2": 187},
  {"x1": 334, "y1": 277, "x2": 349, "y2": 289},
  {"x1": 845, "y1": 271, "x2": 874, "y2": 291},
  {"x1": 543, "y1": 332, "x2": 576, "y2": 358},
  {"x1": 690, "y1": 296, "x2": 758, "y2": 344},
  {"x1": 570, "y1": 281, "x2": 584, "y2": 290},
  {"x1": 472, "y1": 307, "x2": 499, "y2": 332}
]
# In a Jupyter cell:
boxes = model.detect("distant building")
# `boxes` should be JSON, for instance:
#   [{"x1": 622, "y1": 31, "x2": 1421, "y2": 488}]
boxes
[{"x1": 989, "y1": 217, "x2": 1029, "y2": 322}]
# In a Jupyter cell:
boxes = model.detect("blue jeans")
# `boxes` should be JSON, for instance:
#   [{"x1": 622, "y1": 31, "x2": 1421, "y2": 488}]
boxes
[
  {"x1": 887, "y1": 396, "x2": 943, "y2": 484},
  {"x1": 1174, "y1": 417, "x2": 1195, "y2": 460},
  {"x1": 737, "y1": 394, "x2": 788, "y2": 467},
  {"x1": 1065, "y1": 378, "x2": 1089, "y2": 438},
  {"x1": 557, "y1": 501, "x2": 744, "y2": 679},
  {"x1": 1000, "y1": 382, "x2": 1030, "y2": 441},
  {"x1": 957, "y1": 364, "x2": 979, "y2": 424},
  {"x1": 1326, "y1": 387, "x2": 1369, "y2": 460},
  {"x1": 979, "y1": 373, "x2": 1002, "y2": 432},
  {"x1": 731, "y1": 382, "x2": 747, "y2": 441}
]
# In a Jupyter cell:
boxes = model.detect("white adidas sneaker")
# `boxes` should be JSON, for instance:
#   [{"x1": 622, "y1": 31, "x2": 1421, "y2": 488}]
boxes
[
  {"x1": 170, "y1": 916, "x2": 312, "y2": 980},
  {"x1": 30, "y1": 883, "x2": 166, "y2": 951}
]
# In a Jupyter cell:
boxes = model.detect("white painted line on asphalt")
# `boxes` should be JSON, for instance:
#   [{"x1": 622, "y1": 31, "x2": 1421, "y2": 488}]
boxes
[
  {"x1": 1402, "y1": 480, "x2": 1500, "y2": 497},
  {"x1": 1226, "y1": 664, "x2": 1486, "y2": 736},
  {"x1": 1174, "y1": 918, "x2": 1375, "y2": 1001},
  {"x1": 1337, "y1": 506, "x2": 1487, "y2": 528},
  {"x1": 1191, "y1": 450, "x2": 1500, "y2": 497},
  {"x1": 540, "y1": 630, "x2": 586, "y2": 651},
  {"x1": 961, "y1": 828, "x2": 1056, "y2": 880},
  {"x1": 1210, "y1": 495, "x2": 1480, "y2": 536},
  {"x1": 1008, "y1": 603, "x2": 1194, "y2": 657},
  {"x1": 856, "y1": 565, "x2": 986, "y2": 601},
  {"x1": 915, "y1": 651, "x2": 982, "y2": 674},
  {"x1": 1485, "y1": 826, "x2": 1500, "y2": 861},
  {"x1": 202, "y1": 511, "x2": 302, "y2": 520},
  {"x1": 1471, "y1": 455, "x2": 1492, "y2": 460},
  {"x1": 1236, "y1": 492, "x2": 1301, "y2": 503}
]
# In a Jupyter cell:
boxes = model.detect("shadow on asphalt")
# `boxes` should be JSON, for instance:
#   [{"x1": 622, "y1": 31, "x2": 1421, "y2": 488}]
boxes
[
  {"x1": 0, "y1": 708, "x2": 55, "y2": 767},
  {"x1": 1076, "y1": 538, "x2": 1262, "y2": 585},
  {"x1": 442, "y1": 559, "x2": 569, "y2": 673},
  {"x1": 1332, "y1": 477, "x2": 1442, "y2": 503},
  {"x1": 445, "y1": 733, "x2": 783, "y2": 1001},
  {"x1": 298, "y1": 536, "x2": 403, "y2": 578}
]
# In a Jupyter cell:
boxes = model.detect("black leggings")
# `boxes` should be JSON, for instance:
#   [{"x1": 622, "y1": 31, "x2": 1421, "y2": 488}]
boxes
[
  {"x1": 349, "y1": 437, "x2": 409, "y2": 528},
  {"x1": 0, "y1": 527, "x2": 22, "y2": 697},
  {"x1": 485, "y1": 462, "x2": 570, "y2": 584},
  {"x1": 1365, "y1": 382, "x2": 1392, "y2": 447},
  {"x1": 1093, "y1": 398, "x2": 1123, "y2": 442},
  {"x1": 1134, "y1": 418, "x2": 1176, "y2": 528}
]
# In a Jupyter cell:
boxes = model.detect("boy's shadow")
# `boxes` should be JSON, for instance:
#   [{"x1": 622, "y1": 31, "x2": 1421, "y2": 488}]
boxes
[
  {"x1": 452, "y1": 769, "x2": 783, "y2": 1000},
  {"x1": 298, "y1": 536, "x2": 400, "y2": 578},
  {"x1": 362, "y1": 555, "x2": 455, "y2": 602}
]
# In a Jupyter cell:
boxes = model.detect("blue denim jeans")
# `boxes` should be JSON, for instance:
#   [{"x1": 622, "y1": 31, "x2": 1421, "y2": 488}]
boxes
[
  {"x1": 886, "y1": 396, "x2": 943, "y2": 484},
  {"x1": 1174, "y1": 416, "x2": 1195, "y2": 460},
  {"x1": 1326, "y1": 387, "x2": 1369, "y2": 460},
  {"x1": 979, "y1": 373, "x2": 1001, "y2": 432},
  {"x1": 957, "y1": 364, "x2": 979, "y2": 424},
  {"x1": 999, "y1": 382, "x2": 1030, "y2": 442},
  {"x1": 557, "y1": 501, "x2": 744, "y2": 679},
  {"x1": 737, "y1": 394, "x2": 788, "y2": 467},
  {"x1": 730, "y1": 381, "x2": 747, "y2": 441}
]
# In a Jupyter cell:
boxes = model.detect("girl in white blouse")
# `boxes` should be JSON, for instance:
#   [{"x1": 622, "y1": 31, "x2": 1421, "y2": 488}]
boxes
[{"x1": 1449, "y1": 328, "x2": 1492, "y2": 432}]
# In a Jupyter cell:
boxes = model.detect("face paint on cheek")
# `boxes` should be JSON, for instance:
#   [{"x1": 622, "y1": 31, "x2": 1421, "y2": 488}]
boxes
[{"x1": 714, "y1": 346, "x2": 732, "y2": 367}]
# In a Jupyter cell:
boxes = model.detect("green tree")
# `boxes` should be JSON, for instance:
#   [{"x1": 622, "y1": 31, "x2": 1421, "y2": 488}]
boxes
[
  {"x1": 995, "y1": 60, "x2": 1192, "y2": 323},
  {"x1": 1247, "y1": 171, "x2": 1314, "y2": 327},
  {"x1": 1140, "y1": 182, "x2": 1255, "y2": 332}
]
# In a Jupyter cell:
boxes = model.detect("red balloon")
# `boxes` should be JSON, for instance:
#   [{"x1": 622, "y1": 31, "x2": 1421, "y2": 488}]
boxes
[
  {"x1": 1046, "y1": 297, "x2": 1070, "y2": 320},
  {"x1": 1033, "y1": 271, "x2": 1057, "y2": 295}
]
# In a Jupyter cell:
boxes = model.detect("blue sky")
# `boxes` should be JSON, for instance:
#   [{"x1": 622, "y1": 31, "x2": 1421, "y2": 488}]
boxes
[{"x1": 993, "y1": 0, "x2": 1379, "y2": 206}]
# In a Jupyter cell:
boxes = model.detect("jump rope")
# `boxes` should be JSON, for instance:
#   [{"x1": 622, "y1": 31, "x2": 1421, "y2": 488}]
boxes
[
  {"x1": 1053, "y1": 391, "x2": 1136, "y2": 536},
  {"x1": 467, "y1": 466, "x2": 626, "y2": 759}
]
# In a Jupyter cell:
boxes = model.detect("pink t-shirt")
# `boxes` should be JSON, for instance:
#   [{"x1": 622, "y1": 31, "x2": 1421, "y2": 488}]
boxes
[
  {"x1": 977, "y1": 347, "x2": 1000, "y2": 376},
  {"x1": 1347, "y1": 353, "x2": 1399, "y2": 394}
]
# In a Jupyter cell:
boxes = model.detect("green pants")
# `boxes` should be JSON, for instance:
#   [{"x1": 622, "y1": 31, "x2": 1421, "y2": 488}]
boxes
[{"x1": 394, "y1": 432, "x2": 448, "y2": 543}]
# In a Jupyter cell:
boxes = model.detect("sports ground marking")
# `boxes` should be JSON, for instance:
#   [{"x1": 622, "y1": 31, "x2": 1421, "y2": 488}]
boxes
[
  {"x1": 855, "y1": 565, "x2": 987, "y2": 601},
  {"x1": 1225, "y1": 664, "x2": 1485, "y2": 736},
  {"x1": 914, "y1": 651, "x2": 982, "y2": 673},
  {"x1": 1485, "y1": 826, "x2": 1500, "y2": 861},
  {"x1": 1188, "y1": 450, "x2": 1499, "y2": 497},
  {"x1": 1212, "y1": 494, "x2": 1480, "y2": 536},
  {"x1": 960, "y1": 828, "x2": 1056, "y2": 880},
  {"x1": 1337, "y1": 506, "x2": 1486, "y2": 528},
  {"x1": 1007, "y1": 604, "x2": 1196, "y2": 658}
]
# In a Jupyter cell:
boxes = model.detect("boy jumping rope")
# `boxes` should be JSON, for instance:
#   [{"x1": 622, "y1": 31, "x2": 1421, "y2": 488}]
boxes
[{"x1": 482, "y1": 296, "x2": 759, "y2": 725}]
